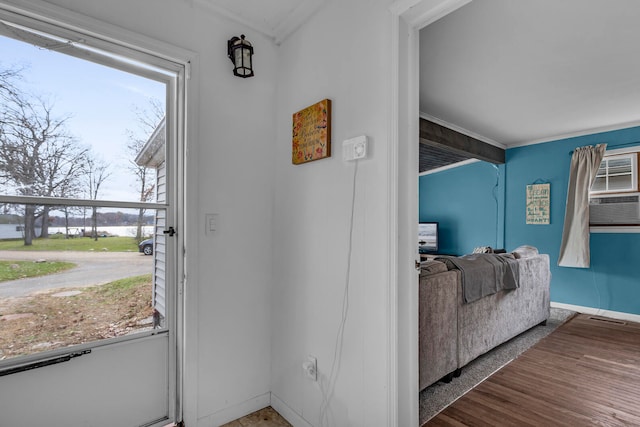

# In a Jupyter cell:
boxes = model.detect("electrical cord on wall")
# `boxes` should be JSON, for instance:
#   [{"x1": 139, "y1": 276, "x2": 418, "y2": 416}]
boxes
[
  {"x1": 592, "y1": 268, "x2": 604, "y2": 316},
  {"x1": 319, "y1": 160, "x2": 359, "y2": 427},
  {"x1": 492, "y1": 164, "x2": 500, "y2": 249}
]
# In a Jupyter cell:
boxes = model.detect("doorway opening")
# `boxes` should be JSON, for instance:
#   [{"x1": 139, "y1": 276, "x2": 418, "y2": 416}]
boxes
[{"x1": 0, "y1": 5, "x2": 186, "y2": 426}]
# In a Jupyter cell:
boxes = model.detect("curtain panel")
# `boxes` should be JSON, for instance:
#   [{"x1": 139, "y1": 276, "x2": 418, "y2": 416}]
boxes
[{"x1": 558, "y1": 144, "x2": 607, "y2": 268}]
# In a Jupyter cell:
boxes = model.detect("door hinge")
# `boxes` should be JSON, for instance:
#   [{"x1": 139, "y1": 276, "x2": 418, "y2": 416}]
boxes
[{"x1": 163, "y1": 226, "x2": 176, "y2": 237}]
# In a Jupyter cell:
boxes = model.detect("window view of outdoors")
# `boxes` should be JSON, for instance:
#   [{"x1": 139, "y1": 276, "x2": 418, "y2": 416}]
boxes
[{"x1": 0, "y1": 32, "x2": 167, "y2": 361}]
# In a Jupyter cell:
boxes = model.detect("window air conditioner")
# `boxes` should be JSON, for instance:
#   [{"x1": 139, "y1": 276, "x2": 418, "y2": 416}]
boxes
[{"x1": 589, "y1": 193, "x2": 640, "y2": 225}]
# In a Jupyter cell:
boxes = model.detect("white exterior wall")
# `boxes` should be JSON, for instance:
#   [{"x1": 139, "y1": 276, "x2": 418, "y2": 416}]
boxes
[
  {"x1": 154, "y1": 161, "x2": 167, "y2": 323},
  {"x1": 0, "y1": 224, "x2": 37, "y2": 239}
]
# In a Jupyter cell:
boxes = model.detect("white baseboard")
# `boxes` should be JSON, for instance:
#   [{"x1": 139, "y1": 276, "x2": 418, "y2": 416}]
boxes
[
  {"x1": 193, "y1": 301, "x2": 640, "y2": 427},
  {"x1": 196, "y1": 392, "x2": 271, "y2": 427},
  {"x1": 195, "y1": 392, "x2": 312, "y2": 427},
  {"x1": 552, "y1": 301, "x2": 640, "y2": 324},
  {"x1": 270, "y1": 393, "x2": 312, "y2": 427}
]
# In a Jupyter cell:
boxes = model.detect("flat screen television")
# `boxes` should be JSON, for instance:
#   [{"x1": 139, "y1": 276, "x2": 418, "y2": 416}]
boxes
[{"x1": 418, "y1": 222, "x2": 439, "y2": 254}]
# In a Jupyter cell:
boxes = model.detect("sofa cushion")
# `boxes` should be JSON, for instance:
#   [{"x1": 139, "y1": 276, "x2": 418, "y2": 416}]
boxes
[
  {"x1": 512, "y1": 245, "x2": 539, "y2": 259},
  {"x1": 497, "y1": 252, "x2": 516, "y2": 259},
  {"x1": 434, "y1": 256, "x2": 456, "y2": 271},
  {"x1": 420, "y1": 260, "x2": 448, "y2": 275}
]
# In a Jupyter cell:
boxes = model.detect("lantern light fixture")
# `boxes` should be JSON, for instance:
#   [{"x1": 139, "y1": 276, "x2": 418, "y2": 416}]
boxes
[{"x1": 227, "y1": 34, "x2": 254, "y2": 78}]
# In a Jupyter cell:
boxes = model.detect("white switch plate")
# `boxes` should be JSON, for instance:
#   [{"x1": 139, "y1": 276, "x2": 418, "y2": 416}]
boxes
[
  {"x1": 205, "y1": 213, "x2": 218, "y2": 235},
  {"x1": 343, "y1": 135, "x2": 368, "y2": 161}
]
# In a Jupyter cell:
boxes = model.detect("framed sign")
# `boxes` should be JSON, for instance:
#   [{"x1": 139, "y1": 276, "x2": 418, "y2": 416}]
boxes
[
  {"x1": 292, "y1": 99, "x2": 331, "y2": 165},
  {"x1": 526, "y1": 183, "x2": 550, "y2": 224}
]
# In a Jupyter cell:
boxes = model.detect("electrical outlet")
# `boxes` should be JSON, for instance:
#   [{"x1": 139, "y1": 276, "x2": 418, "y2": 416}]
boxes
[
  {"x1": 302, "y1": 355, "x2": 317, "y2": 381},
  {"x1": 343, "y1": 135, "x2": 368, "y2": 161}
]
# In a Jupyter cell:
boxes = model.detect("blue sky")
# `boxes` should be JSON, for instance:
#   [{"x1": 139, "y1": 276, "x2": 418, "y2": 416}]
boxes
[{"x1": 0, "y1": 34, "x2": 166, "y2": 202}]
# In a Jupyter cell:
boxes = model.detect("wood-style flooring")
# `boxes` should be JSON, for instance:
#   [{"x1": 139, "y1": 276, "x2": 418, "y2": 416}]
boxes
[
  {"x1": 220, "y1": 406, "x2": 291, "y2": 427},
  {"x1": 425, "y1": 314, "x2": 640, "y2": 426}
]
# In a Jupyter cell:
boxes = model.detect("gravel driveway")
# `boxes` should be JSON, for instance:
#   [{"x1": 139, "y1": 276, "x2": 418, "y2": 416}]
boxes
[{"x1": 0, "y1": 250, "x2": 153, "y2": 298}]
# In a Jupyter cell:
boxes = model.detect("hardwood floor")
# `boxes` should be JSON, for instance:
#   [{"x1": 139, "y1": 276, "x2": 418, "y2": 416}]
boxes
[{"x1": 425, "y1": 314, "x2": 640, "y2": 426}]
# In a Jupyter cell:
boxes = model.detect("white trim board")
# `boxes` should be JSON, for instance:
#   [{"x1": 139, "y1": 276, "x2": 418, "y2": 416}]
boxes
[
  {"x1": 603, "y1": 145, "x2": 640, "y2": 156},
  {"x1": 419, "y1": 158, "x2": 479, "y2": 176},
  {"x1": 390, "y1": 1, "x2": 475, "y2": 426},
  {"x1": 419, "y1": 112, "x2": 505, "y2": 149},
  {"x1": 192, "y1": 0, "x2": 323, "y2": 45},
  {"x1": 391, "y1": 0, "x2": 472, "y2": 29},
  {"x1": 196, "y1": 392, "x2": 271, "y2": 427},
  {"x1": 551, "y1": 302, "x2": 640, "y2": 324},
  {"x1": 508, "y1": 119, "x2": 640, "y2": 149},
  {"x1": 0, "y1": 2, "x2": 195, "y2": 425},
  {"x1": 270, "y1": 393, "x2": 313, "y2": 427},
  {"x1": 198, "y1": 392, "x2": 313, "y2": 427},
  {"x1": 0, "y1": 0, "x2": 196, "y2": 66},
  {"x1": 421, "y1": 107, "x2": 640, "y2": 152},
  {"x1": 590, "y1": 226, "x2": 640, "y2": 233}
]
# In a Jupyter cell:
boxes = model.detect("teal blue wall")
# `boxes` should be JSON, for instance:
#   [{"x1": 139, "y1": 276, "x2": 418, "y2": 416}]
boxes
[
  {"x1": 419, "y1": 161, "x2": 505, "y2": 256},
  {"x1": 419, "y1": 126, "x2": 640, "y2": 316},
  {"x1": 505, "y1": 126, "x2": 640, "y2": 316}
]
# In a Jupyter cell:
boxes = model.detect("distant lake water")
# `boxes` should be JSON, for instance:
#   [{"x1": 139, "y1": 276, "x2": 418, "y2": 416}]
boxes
[
  {"x1": 49, "y1": 225, "x2": 154, "y2": 238},
  {"x1": 0, "y1": 224, "x2": 154, "y2": 239}
]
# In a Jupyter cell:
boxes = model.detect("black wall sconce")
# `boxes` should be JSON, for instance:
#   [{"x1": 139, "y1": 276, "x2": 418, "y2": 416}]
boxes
[{"x1": 227, "y1": 34, "x2": 254, "y2": 78}]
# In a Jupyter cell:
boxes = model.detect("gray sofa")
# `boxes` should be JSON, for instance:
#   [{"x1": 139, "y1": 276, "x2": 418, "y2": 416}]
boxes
[{"x1": 419, "y1": 251, "x2": 551, "y2": 391}]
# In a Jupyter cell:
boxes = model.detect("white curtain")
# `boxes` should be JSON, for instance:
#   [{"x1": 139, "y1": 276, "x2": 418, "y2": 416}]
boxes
[{"x1": 558, "y1": 144, "x2": 607, "y2": 268}]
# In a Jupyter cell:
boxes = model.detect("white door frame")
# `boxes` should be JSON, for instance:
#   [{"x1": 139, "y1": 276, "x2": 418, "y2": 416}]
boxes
[
  {"x1": 0, "y1": 1, "x2": 195, "y2": 424},
  {"x1": 388, "y1": 1, "x2": 472, "y2": 426}
]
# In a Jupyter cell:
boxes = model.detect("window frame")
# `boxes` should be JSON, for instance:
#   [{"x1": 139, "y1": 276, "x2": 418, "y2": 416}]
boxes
[
  {"x1": 590, "y1": 152, "x2": 638, "y2": 195},
  {"x1": 590, "y1": 146, "x2": 640, "y2": 233},
  {"x1": 0, "y1": 3, "x2": 191, "y2": 423}
]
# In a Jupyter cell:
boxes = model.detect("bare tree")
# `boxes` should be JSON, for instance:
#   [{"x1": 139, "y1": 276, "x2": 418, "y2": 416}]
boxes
[
  {"x1": 0, "y1": 66, "x2": 22, "y2": 103},
  {"x1": 85, "y1": 156, "x2": 110, "y2": 241},
  {"x1": 125, "y1": 98, "x2": 164, "y2": 241},
  {"x1": 0, "y1": 65, "x2": 22, "y2": 191},
  {"x1": 38, "y1": 130, "x2": 89, "y2": 237},
  {"x1": 0, "y1": 91, "x2": 87, "y2": 245}
]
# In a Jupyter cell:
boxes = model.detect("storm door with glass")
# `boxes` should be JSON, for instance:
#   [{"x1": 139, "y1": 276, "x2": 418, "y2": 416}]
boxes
[{"x1": 0, "y1": 7, "x2": 184, "y2": 427}]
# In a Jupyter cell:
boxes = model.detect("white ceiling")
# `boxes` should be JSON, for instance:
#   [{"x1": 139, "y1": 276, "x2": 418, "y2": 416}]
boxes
[
  {"x1": 420, "y1": 0, "x2": 640, "y2": 148},
  {"x1": 192, "y1": 1, "x2": 640, "y2": 149},
  {"x1": 193, "y1": 0, "x2": 326, "y2": 44}
]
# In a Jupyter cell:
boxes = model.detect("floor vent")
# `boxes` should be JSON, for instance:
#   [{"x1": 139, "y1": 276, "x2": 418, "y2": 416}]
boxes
[{"x1": 588, "y1": 316, "x2": 627, "y2": 325}]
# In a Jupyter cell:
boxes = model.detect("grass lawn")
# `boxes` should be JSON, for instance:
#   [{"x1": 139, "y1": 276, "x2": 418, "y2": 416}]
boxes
[
  {"x1": 0, "y1": 235, "x2": 140, "y2": 252},
  {"x1": 0, "y1": 260, "x2": 76, "y2": 282},
  {"x1": 0, "y1": 274, "x2": 153, "y2": 359}
]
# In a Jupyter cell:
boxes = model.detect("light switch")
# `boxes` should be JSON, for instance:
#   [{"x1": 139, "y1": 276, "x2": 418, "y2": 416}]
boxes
[{"x1": 205, "y1": 213, "x2": 218, "y2": 235}]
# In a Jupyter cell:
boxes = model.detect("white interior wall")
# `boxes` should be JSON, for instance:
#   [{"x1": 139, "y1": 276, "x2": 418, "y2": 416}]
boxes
[
  {"x1": 271, "y1": 1, "x2": 395, "y2": 425},
  {"x1": 25, "y1": 0, "x2": 279, "y2": 425},
  {"x1": 0, "y1": 0, "x2": 427, "y2": 425}
]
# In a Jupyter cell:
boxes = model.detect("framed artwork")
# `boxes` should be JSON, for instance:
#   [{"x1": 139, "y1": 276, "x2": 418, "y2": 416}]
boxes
[
  {"x1": 526, "y1": 183, "x2": 550, "y2": 224},
  {"x1": 292, "y1": 98, "x2": 331, "y2": 165}
]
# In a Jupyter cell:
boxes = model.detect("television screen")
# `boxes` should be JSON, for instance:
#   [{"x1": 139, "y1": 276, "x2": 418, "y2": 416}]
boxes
[{"x1": 418, "y1": 222, "x2": 438, "y2": 254}]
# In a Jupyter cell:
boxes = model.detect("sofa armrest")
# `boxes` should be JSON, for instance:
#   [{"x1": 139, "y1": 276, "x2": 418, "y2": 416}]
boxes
[{"x1": 419, "y1": 270, "x2": 459, "y2": 390}]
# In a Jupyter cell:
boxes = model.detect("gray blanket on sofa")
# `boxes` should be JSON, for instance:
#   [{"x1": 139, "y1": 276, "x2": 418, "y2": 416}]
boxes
[{"x1": 435, "y1": 253, "x2": 519, "y2": 303}]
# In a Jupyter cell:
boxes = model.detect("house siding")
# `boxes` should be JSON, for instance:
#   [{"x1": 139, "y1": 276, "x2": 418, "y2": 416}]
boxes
[{"x1": 153, "y1": 162, "x2": 167, "y2": 325}]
